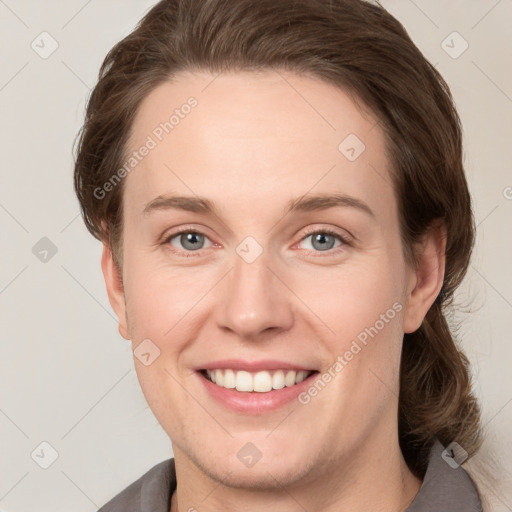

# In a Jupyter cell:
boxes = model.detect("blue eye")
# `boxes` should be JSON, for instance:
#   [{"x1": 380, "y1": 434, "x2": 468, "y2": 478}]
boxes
[
  {"x1": 298, "y1": 229, "x2": 348, "y2": 253},
  {"x1": 165, "y1": 231, "x2": 212, "y2": 253}
]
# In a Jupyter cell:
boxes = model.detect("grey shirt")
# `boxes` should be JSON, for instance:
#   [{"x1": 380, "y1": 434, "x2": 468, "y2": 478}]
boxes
[{"x1": 97, "y1": 439, "x2": 482, "y2": 511}]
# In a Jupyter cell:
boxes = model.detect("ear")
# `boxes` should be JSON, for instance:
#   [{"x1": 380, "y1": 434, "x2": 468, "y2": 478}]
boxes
[
  {"x1": 402, "y1": 222, "x2": 447, "y2": 334},
  {"x1": 101, "y1": 243, "x2": 130, "y2": 340}
]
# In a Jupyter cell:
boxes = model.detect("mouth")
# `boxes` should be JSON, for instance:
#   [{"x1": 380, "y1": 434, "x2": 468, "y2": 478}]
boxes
[
  {"x1": 195, "y1": 363, "x2": 320, "y2": 413},
  {"x1": 199, "y1": 368, "x2": 316, "y2": 393}
]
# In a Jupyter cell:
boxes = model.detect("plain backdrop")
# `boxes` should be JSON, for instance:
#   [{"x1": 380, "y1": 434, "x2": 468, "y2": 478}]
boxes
[{"x1": 1, "y1": 1, "x2": 511, "y2": 511}]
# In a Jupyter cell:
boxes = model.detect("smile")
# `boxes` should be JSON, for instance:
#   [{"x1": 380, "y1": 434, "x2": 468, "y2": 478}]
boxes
[
  {"x1": 202, "y1": 369, "x2": 314, "y2": 393},
  {"x1": 195, "y1": 359, "x2": 320, "y2": 413}
]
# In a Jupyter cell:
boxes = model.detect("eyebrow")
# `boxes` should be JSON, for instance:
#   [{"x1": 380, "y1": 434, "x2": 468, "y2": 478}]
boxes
[{"x1": 142, "y1": 193, "x2": 375, "y2": 219}]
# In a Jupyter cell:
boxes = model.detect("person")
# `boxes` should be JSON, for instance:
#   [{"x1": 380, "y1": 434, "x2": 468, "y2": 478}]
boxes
[{"x1": 73, "y1": 0, "x2": 485, "y2": 510}]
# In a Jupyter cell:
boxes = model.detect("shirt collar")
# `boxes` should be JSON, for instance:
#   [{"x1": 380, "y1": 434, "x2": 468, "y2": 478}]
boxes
[{"x1": 405, "y1": 438, "x2": 482, "y2": 511}]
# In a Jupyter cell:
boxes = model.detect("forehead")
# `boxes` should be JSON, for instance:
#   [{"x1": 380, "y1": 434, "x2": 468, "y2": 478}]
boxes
[{"x1": 123, "y1": 70, "x2": 394, "y2": 224}]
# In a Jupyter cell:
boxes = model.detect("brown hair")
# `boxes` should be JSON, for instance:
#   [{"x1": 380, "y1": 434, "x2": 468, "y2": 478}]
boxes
[{"x1": 73, "y1": 0, "x2": 482, "y2": 478}]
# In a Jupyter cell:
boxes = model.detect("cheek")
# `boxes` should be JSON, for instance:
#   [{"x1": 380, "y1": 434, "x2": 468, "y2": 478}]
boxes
[
  {"x1": 294, "y1": 254, "x2": 405, "y2": 343},
  {"x1": 299, "y1": 251, "x2": 406, "y2": 410},
  {"x1": 124, "y1": 266, "x2": 201, "y2": 429},
  {"x1": 123, "y1": 262, "x2": 205, "y2": 340},
  {"x1": 122, "y1": 263, "x2": 214, "y2": 406}
]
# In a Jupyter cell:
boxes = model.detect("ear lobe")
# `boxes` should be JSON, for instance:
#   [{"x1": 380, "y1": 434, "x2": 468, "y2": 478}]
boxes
[
  {"x1": 402, "y1": 223, "x2": 447, "y2": 334},
  {"x1": 101, "y1": 243, "x2": 130, "y2": 340}
]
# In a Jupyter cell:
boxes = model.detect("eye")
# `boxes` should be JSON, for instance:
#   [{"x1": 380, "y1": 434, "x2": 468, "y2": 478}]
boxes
[
  {"x1": 161, "y1": 226, "x2": 351, "y2": 258},
  {"x1": 297, "y1": 228, "x2": 350, "y2": 254},
  {"x1": 163, "y1": 229, "x2": 213, "y2": 255}
]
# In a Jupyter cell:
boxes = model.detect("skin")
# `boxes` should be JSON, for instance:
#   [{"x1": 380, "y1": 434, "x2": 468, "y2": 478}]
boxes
[{"x1": 102, "y1": 70, "x2": 446, "y2": 512}]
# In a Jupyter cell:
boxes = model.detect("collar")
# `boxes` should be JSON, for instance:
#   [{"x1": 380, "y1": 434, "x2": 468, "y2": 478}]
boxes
[{"x1": 405, "y1": 438, "x2": 482, "y2": 511}]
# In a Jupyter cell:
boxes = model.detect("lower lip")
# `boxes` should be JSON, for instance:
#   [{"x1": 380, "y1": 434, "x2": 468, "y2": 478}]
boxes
[{"x1": 196, "y1": 370, "x2": 319, "y2": 414}]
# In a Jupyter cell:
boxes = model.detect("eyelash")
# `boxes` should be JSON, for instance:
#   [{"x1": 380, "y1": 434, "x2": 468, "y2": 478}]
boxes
[{"x1": 161, "y1": 226, "x2": 351, "y2": 259}]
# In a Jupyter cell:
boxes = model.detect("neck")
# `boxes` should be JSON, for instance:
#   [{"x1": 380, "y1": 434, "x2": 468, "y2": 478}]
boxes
[{"x1": 170, "y1": 430, "x2": 422, "y2": 512}]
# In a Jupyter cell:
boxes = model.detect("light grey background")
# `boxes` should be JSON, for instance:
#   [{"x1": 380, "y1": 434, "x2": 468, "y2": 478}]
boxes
[{"x1": 0, "y1": 1, "x2": 511, "y2": 511}]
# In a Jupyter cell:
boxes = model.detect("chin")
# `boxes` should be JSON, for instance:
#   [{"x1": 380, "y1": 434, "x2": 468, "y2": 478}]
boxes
[
  {"x1": 187, "y1": 441, "x2": 319, "y2": 491},
  {"x1": 208, "y1": 459, "x2": 314, "y2": 491}
]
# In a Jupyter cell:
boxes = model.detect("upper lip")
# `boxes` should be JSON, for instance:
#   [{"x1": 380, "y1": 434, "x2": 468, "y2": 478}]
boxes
[{"x1": 196, "y1": 359, "x2": 316, "y2": 372}]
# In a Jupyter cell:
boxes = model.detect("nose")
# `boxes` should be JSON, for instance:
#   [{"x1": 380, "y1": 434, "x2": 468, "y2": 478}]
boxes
[{"x1": 214, "y1": 250, "x2": 294, "y2": 341}]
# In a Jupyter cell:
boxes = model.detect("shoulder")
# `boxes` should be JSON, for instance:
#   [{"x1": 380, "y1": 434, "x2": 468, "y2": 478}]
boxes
[{"x1": 97, "y1": 458, "x2": 175, "y2": 512}]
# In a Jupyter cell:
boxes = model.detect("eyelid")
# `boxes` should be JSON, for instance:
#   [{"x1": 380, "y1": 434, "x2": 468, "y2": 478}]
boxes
[{"x1": 296, "y1": 225, "x2": 353, "y2": 246}]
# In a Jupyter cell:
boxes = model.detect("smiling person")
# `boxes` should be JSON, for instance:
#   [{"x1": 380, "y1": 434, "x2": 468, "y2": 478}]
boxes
[{"x1": 73, "y1": 1, "x2": 484, "y2": 511}]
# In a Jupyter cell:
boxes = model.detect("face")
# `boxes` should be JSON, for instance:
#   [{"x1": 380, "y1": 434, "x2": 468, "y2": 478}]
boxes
[{"x1": 103, "y1": 70, "x2": 442, "y2": 490}]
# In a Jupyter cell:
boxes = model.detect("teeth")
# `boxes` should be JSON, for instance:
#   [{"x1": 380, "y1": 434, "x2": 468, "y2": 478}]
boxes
[
  {"x1": 236, "y1": 370, "x2": 253, "y2": 392},
  {"x1": 253, "y1": 371, "x2": 272, "y2": 392},
  {"x1": 284, "y1": 370, "x2": 296, "y2": 387},
  {"x1": 223, "y1": 369, "x2": 236, "y2": 389},
  {"x1": 272, "y1": 370, "x2": 285, "y2": 390},
  {"x1": 204, "y1": 369, "x2": 312, "y2": 392}
]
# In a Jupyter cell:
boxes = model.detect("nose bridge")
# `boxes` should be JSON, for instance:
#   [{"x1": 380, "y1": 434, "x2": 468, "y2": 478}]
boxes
[{"x1": 215, "y1": 246, "x2": 293, "y2": 339}]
